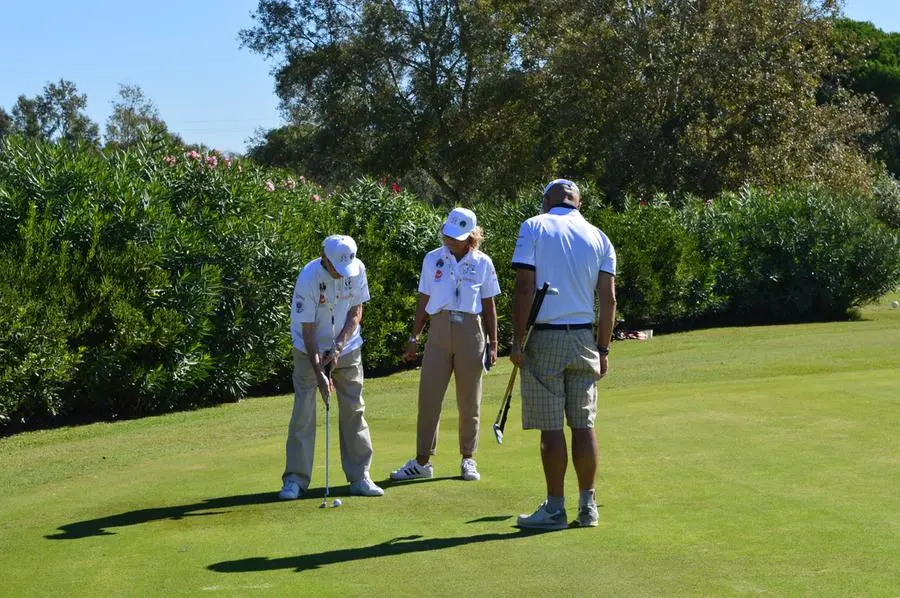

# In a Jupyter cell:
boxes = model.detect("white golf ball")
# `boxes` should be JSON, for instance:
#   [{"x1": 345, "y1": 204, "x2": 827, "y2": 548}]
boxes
[
  {"x1": 332, "y1": 498, "x2": 342, "y2": 507},
  {"x1": 891, "y1": 300, "x2": 899, "y2": 309}
]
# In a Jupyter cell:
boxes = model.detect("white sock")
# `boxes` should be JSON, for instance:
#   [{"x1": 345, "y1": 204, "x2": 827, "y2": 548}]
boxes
[{"x1": 579, "y1": 489, "x2": 596, "y2": 507}]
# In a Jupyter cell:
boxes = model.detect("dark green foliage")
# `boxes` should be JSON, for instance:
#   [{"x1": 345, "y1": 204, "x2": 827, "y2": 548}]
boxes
[
  {"x1": 328, "y1": 180, "x2": 443, "y2": 370},
  {"x1": 0, "y1": 137, "x2": 316, "y2": 428},
  {"x1": 242, "y1": 1, "x2": 881, "y2": 205},
  {"x1": 589, "y1": 198, "x2": 723, "y2": 329},
  {"x1": 2, "y1": 136, "x2": 898, "y2": 431},
  {"x1": 872, "y1": 172, "x2": 900, "y2": 229},
  {"x1": 832, "y1": 19, "x2": 900, "y2": 177},
  {"x1": 694, "y1": 186, "x2": 900, "y2": 323}
]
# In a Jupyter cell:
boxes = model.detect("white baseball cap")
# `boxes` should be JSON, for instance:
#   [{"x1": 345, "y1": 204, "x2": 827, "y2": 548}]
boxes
[
  {"x1": 442, "y1": 207, "x2": 477, "y2": 240},
  {"x1": 323, "y1": 234, "x2": 362, "y2": 277}
]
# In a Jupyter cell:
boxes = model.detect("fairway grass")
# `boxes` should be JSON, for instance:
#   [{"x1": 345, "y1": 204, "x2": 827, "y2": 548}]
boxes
[{"x1": 2, "y1": 295, "x2": 899, "y2": 597}]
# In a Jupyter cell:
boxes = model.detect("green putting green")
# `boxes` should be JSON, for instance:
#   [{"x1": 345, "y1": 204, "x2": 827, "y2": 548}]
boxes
[{"x1": 2, "y1": 294, "x2": 898, "y2": 596}]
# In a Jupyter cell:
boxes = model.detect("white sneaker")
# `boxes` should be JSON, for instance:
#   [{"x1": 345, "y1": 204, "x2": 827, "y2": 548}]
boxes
[
  {"x1": 460, "y1": 458, "x2": 480, "y2": 481},
  {"x1": 516, "y1": 501, "x2": 569, "y2": 530},
  {"x1": 349, "y1": 475, "x2": 384, "y2": 496},
  {"x1": 278, "y1": 480, "x2": 302, "y2": 500},
  {"x1": 390, "y1": 458, "x2": 434, "y2": 481}
]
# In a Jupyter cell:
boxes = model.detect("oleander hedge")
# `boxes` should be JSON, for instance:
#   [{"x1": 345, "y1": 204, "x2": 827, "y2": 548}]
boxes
[{"x1": 1, "y1": 136, "x2": 898, "y2": 431}]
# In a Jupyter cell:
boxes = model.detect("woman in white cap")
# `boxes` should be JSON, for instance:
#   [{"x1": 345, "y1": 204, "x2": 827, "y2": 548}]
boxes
[{"x1": 391, "y1": 208, "x2": 501, "y2": 482}]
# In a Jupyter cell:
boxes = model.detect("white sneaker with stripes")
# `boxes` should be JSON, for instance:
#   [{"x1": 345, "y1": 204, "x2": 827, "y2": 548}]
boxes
[
  {"x1": 460, "y1": 458, "x2": 480, "y2": 481},
  {"x1": 390, "y1": 458, "x2": 434, "y2": 480}
]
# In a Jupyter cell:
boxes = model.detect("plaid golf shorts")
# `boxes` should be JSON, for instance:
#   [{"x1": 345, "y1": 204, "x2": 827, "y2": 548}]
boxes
[{"x1": 520, "y1": 328, "x2": 602, "y2": 430}]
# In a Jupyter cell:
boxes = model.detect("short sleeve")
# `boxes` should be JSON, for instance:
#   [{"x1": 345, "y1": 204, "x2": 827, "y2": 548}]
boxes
[
  {"x1": 600, "y1": 238, "x2": 617, "y2": 276},
  {"x1": 511, "y1": 220, "x2": 536, "y2": 270},
  {"x1": 354, "y1": 265, "x2": 371, "y2": 305},
  {"x1": 291, "y1": 273, "x2": 317, "y2": 325},
  {"x1": 481, "y1": 256, "x2": 501, "y2": 298},
  {"x1": 417, "y1": 255, "x2": 430, "y2": 295}
]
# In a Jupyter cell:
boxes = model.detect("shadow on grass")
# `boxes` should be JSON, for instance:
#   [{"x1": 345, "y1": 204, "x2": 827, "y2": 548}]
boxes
[
  {"x1": 208, "y1": 528, "x2": 554, "y2": 573},
  {"x1": 46, "y1": 492, "x2": 286, "y2": 540},
  {"x1": 373, "y1": 475, "x2": 458, "y2": 489},
  {"x1": 465, "y1": 515, "x2": 514, "y2": 524},
  {"x1": 45, "y1": 477, "x2": 462, "y2": 540}
]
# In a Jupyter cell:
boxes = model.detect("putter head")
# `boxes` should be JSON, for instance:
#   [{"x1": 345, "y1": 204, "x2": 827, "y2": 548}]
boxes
[
  {"x1": 547, "y1": 287, "x2": 560, "y2": 296},
  {"x1": 319, "y1": 501, "x2": 327, "y2": 509},
  {"x1": 492, "y1": 423, "x2": 503, "y2": 444}
]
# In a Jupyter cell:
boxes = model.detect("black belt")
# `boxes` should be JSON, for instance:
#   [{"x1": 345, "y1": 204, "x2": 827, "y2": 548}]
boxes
[{"x1": 533, "y1": 323, "x2": 593, "y2": 331}]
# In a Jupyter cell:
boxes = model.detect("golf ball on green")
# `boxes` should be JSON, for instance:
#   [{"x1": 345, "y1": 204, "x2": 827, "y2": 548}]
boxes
[{"x1": 332, "y1": 499, "x2": 342, "y2": 507}]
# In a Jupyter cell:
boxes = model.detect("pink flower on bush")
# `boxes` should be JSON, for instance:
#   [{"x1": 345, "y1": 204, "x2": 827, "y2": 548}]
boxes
[
  {"x1": 206, "y1": 155, "x2": 218, "y2": 169},
  {"x1": 265, "y1": 180, "x2": 276, "y2": 192},
  {"x1": 390, "y1": 181, "x2": 401, "y2": 194},
  {"x1": 163, "y1": 155, "x2": 177, "y2": 167},
  {"x1": 284, "y1": 177, "x2": 297, "y2": 189},
  {"x1": 299, "y1": 175, "x2": 306, "y2": 183},
  {"x1": 223, "y1": 157, "x2": 233, "y2": 168},
  {"x1": 705, "y1": 198, "x2": 713, "y2": 207},
  {"x1": 311, "y1": 194, "x2": 321, "y2": 202},
  {"x1": 185, "y1": 150, "x2": 201, "y2": 161}
]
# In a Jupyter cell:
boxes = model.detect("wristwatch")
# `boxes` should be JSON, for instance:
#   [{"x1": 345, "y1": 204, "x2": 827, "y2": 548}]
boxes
[{"x1": 597, "y1": 344, "x2": 610, "y2": 356}]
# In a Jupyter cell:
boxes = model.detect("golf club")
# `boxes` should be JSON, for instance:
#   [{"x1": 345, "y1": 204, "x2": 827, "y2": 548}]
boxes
[
  {"x1": 492, "y1": 282, "x2": 556, "y2": 444},
  {"x1": 320, "y1": 392, "x2": 330, "y2": 509},
  {"x1": 320, "y1": 306, "x2": 337, "y2": 509}
]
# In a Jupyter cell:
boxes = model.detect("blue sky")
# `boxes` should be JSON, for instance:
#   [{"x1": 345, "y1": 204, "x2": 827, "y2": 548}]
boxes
[{"x1": 1, "y1": 0, "x2": 897, "y2": 154}]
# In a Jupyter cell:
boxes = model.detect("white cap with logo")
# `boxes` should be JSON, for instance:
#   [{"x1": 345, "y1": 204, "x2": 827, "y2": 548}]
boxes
[
  {"x1": 442, "y1": 207, "x2": 477, "y2": 240},
  {"x1": 323, "y1": 234, "x2": 362, "y2": 277}
]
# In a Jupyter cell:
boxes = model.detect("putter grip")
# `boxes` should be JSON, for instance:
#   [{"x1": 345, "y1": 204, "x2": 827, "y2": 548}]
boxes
[{"x1": 323, "y1": 349, "x2": 333, "y2": 377}]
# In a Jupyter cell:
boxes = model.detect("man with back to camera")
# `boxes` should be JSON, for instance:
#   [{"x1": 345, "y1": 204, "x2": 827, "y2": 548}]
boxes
[
  {"x1": 278, "y1": 234, "x2": 384, "y2": 500},
  {"x1": 510, "y1": 179, "x2": 617, "y2": 529}
]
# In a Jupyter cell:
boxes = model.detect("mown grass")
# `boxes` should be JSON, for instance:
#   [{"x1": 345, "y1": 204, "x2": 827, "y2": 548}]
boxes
[{"x1": 1, "y1": 294, "x2": 898, "y2": 597}]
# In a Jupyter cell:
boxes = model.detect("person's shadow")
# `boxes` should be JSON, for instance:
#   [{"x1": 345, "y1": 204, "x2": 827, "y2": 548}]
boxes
[
  {"x1": 208, "y1": 527, "x2": 553, "y2": 574},
  {"x1": 45, "y1": 477, "x2": 456, "y2": 540},
  {"x1": 46, "y1": 491, "x2": 301, "y2": 540}
]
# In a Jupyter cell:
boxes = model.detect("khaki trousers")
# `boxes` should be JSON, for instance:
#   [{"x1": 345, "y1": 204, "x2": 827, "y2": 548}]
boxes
[
  {"x1": 417, "y1": 310, "x2": 485, "y2": 457},
  {"x1": 283, "y1": 347, "x2": 373, "y2": 490}
]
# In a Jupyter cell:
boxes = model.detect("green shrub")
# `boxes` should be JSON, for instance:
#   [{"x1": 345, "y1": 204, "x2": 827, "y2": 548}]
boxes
[
  {"x1": 328, "y1": 179, "x2": 443, "y2": 371},
  {"x1": 872, "y1": 173, "x2": 900, "y2": 229},
  {"x1": 3, "y1": 135, "x2": 898, "y2": 432},
  {"x1": 0, "y1": 137, "x2": 324, "y2": 428},
  {"x1": 698, "y1": 186, "x2": 900, "y2": 322},
  {"x1": 587, "y1": 196, "x2": 723, "y2": 329}
]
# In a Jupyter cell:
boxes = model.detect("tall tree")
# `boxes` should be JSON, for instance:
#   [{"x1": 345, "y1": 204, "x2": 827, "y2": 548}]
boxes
[
  {"x1": 105, "y1": 84, "x2": 168, "y2": 148},
  {"x1": 10, "y1": 96, "x2": 44, "y2": 140},
  {"x1": 39, "y1": 79, "x2": 100, "y2": 145},
  {"x1": 241, "y1": 0, "x2": 536, "y2": 202},
  {"x1": 243, "y1": 0, "x2": 881, "y2": 202},
  {"x1": 9, "y1": 80, "x2": 100, "y2": 146},
  {"x1": 0, "y1": 108, "x2": 11, "y2": 140},
  {"x1": 831, "y1": 19, "x2": 900, "y2": 176},
  {"x1": 518, "y1": 0, "x2": 881, "y2": 199}
]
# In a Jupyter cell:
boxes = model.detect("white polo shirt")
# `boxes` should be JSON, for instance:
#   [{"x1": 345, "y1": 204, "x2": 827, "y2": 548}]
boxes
[
  {"x1": 511, "y1": 205, "x2": 616, "y2": 325},
  {"x1": 290, "y1": 258, "x2": 370, "y2": 354},
  {"x1": 419, "y1": 246, "x2": 501, "y2": 315}
]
